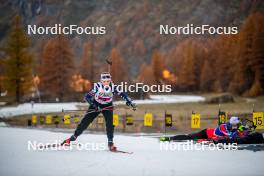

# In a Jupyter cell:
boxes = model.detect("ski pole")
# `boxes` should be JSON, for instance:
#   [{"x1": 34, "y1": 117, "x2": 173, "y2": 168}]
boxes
[
  {"x1": 62, "y1": 106, "x2": 114, "y2": 113},
  {"x1": 62, "y1": 103, "x2": 136, "y2": 113},
  {"x1": 62, "y1": 109, "x2": 86, "y2": 112},
  {"x1": 62, "y1": 110, "x2": 96, "y2": 122},
  {"x1": 62, "y1": 107, "x2": 114, "y2": 122}
]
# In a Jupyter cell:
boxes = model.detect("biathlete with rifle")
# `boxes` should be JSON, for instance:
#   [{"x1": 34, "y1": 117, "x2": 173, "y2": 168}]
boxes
[
  {"x1": 160, "y1": 116, "x2": 264, "y2": 144},
  {"x1": 62, "y1": 72, "x2": 136, "y2": 151},
  {"x1": 160, "y1": 117, "x2": 246, "y2": 142}
]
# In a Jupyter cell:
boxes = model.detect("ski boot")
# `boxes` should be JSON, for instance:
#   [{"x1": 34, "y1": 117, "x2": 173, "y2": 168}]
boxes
[
  {"x1": 108, "y1": 141, "x2": 117, "y2": 152},
  {"x1": 62, "y1": 135, "x2": 77, "y2": 146},
  {"x1": 160, "y1": 136, "x2": 171, "y2": 142}
]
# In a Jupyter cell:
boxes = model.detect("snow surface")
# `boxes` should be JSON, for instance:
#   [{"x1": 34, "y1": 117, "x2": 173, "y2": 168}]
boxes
[
  {"x1": 0, "y1": 95, "x2": 205, "y2": 118},
  {"x1": 0, "y1": 103, "x2": 79, "y2": 118},
  {"x1": 133, "y1": 95, "x2": 205, "y2": 104},
  {"x1": 0, "y1": 127, "x2": 263, "y2": 176}
]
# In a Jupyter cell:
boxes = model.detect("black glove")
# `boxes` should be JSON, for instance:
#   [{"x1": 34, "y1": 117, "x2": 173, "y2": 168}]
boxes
[
  {"x1": 126, "y1": 101, "x2": 136, "y2": 111},
  {"x1": 126, "y1": 101, "x2": 132, "y2": 106}
]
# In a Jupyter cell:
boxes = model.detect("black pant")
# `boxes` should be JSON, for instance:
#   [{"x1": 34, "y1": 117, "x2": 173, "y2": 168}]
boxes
[
  {"x1": 74, "y1": 103, "x2": 114, "y2": 143},
  {"x1": 215, "y1": 132, "x2": 264, "y2": 144},
  {"x1": 170, "y1": 129, "x2": 208, "y2": 140}
]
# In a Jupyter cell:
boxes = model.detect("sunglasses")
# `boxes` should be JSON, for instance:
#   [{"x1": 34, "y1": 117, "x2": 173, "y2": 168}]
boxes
[{"x1": 101, "y1": 75, "x2": 111, "y2": 79}]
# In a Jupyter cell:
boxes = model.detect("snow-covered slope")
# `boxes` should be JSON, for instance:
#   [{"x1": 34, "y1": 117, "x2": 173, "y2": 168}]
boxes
[
  {"x1": 134, "y1": 95, "x2": 205, "y2": 104},
  {"x1": 0, "y1": 95, "x2": 205, "y2": 118},
  {"x1": 0, "y1": 127, "x2": 263, "y2": 176}
]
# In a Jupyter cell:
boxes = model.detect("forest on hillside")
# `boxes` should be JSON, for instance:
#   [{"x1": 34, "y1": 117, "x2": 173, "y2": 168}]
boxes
[{"x1": 0, "y1": 0, "x2": 264, "y2": 102}]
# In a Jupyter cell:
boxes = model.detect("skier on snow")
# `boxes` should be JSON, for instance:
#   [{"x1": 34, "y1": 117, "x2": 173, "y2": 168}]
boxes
[
  {"x1": 62, "y1": 72, "x2": 136, "y2": 151},
  {"x1": 160, "y1": 116, "x2": 244, "y2": 141}
]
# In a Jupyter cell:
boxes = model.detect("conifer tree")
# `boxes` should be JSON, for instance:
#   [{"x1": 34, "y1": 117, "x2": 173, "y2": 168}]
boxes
[
  {"x1": 3, "y1": 16, "x2": 33, "y2": 102},
  {"x1": 80, "y1": 42, "x2": 95, "y2": 82},
  {"x1": 109, "y1": 48, "x2": 127, "y2": 83},
  {"x1": 40, "y1": 35, "x2": 75, "y2": 101},
  {"x1": 151, "y1": 50, "x2": 164, "y2": 84}
]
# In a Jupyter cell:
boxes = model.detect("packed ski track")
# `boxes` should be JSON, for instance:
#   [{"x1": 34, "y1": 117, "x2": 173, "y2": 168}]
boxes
[{"x1": 0, "y1": 127, "x2": 263, "y2": 176}]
